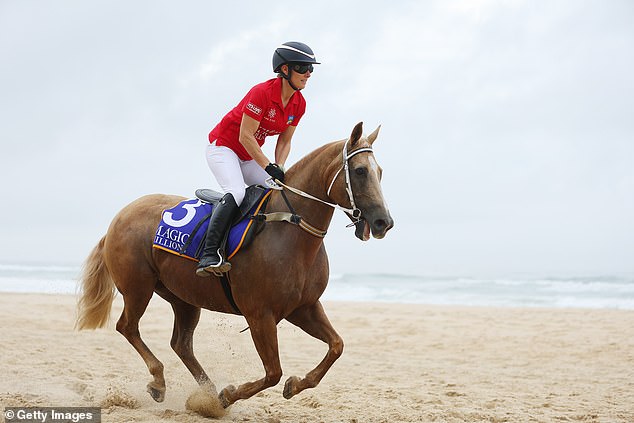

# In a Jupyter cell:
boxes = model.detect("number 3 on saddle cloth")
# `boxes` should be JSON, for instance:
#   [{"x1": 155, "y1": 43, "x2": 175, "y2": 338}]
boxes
[{"x1": 152, "y1": 185, "x2": 272, "y2": 263}]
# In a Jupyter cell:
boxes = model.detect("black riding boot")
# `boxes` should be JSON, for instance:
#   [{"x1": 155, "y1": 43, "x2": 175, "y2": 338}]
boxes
[{"x1": 196, "y1": 193, "x2": 239, "y2": 277}]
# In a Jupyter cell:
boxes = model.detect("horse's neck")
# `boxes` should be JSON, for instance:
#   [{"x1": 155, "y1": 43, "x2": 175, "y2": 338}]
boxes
[{"x1": 273, "y1": 145, "x2": 340, "y2": 234}]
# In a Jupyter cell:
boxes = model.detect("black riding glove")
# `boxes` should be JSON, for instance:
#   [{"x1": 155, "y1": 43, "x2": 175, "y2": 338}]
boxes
[{"x1": 265, "y1": 163, "x2": 285, "y2": 183}]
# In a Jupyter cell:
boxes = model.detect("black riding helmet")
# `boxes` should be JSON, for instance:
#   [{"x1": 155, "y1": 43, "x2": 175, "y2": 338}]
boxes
[{"x1": 273, "y1": 41, "x2": 320, "y2": 90}]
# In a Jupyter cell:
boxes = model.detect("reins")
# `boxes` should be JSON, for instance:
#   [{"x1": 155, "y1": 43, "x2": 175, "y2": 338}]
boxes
[{"x1": 261, "y1": 139, "x2": 374, "y2": 238}]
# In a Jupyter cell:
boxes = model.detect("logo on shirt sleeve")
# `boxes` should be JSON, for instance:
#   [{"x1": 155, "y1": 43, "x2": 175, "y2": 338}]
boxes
[
  {"x1": 246, "y1": 102, "x2": 262, "y2": 116},
  {"x1": 287, "y1": 115, "x2": 295, "y2": 125}
]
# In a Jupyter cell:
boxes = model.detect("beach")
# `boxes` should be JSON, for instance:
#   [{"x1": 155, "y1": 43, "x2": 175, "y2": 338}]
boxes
[{"x1": 1, "y1": 292, "x2": 633, "y2": 422}]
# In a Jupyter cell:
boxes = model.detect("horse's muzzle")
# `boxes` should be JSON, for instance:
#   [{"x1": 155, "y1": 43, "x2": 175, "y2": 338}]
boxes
[
  {"x1": 370, "y1": 215, "x2": 394, "y2": 239},
  {"x1": 354, "y1": 213, "x2": 394, "y2": 241}
]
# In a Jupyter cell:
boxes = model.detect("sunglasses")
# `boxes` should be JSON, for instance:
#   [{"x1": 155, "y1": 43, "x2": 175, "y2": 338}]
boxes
[{"x1": 290, "y1": 63, "x2": 314, "y2": 74}]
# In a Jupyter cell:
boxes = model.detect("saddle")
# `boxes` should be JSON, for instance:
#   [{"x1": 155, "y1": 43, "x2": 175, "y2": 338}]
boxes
[
  {"x1": 195, "y1": 185, "x2": 269, "y2": 224},
  {"x1": 152, "y1": 185, "x2": 272, "y2": 262},
  {"x1": 195, "y1": 185, "x2": 271, "y2": 260}
]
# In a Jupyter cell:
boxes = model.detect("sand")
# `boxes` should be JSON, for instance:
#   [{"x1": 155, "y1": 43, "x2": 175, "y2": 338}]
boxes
[{"x1": 0, "y1": 292, "x2": 633, "y2": 422}]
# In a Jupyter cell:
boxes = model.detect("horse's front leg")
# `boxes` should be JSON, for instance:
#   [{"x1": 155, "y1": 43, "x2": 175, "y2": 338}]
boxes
[
  {"x1": 218, "y1": 314, "x2": 282, "y2": 408},
  {"x1": 282, "y1": 301, "x2": 344, "y2": 399}
]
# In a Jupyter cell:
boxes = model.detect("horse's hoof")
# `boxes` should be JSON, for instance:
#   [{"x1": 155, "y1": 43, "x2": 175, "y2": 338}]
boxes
[
  {"x1": 283, "y1": 376, "x2": 301, "y2": 399},
  {"x1": 219, "y1": 384, "x2": 236, "y2": 408},
  {"x1": 147, "y1": 383, "x2": 165, "y2": 402}
]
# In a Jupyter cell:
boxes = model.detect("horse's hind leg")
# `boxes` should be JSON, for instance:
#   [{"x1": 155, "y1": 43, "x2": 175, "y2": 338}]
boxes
[
  {"x1": 154, "y1": 284, "x2": 211, "y2": 387},
  {"x1": 116, "y1": 284, "x2": 167, "y2": 402},
  {"x1": 282, "y1": 301, "x2": 344, "y2": 399}
]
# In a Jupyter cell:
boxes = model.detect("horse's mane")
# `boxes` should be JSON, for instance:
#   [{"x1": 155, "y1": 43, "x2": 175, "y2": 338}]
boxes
[
  {"x1": 287, "y1": 134, "x2": 373, "y2": 179},
  {"x1": 286, "y1": 140, "x2": 343, "y2": 178}
]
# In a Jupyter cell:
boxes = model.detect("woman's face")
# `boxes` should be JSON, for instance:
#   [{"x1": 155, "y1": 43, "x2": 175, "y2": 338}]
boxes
[{"x1": 285, "y1": 64, "x2": 312, "y2": 90}]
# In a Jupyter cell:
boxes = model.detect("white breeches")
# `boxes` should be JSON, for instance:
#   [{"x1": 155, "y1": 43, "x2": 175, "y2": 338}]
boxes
[{"x1": 205, "y1": 142, "x2": 270, "y2": 206}]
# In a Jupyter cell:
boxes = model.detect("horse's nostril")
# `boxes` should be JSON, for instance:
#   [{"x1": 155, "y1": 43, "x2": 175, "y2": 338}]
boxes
[
  {"x1": 374, "y1": 219, "x2": 387, "y2": 230},
  {"x1": 376, "y1": 217, "x2": 394, "y2": 232}
]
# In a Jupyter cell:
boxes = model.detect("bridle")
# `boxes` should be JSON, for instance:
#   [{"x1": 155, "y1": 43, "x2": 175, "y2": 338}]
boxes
[
  {"x1": 267, "y1": 139, "x2": 374, "y2": 237},
  {"x1": 326, "y1": 139, "x2": 374, "y2": 220}
]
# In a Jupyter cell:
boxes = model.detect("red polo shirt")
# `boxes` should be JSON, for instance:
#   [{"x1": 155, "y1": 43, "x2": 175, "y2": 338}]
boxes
[{"x1": 209, "y1": 78, "x2": 306, "y2": 161}]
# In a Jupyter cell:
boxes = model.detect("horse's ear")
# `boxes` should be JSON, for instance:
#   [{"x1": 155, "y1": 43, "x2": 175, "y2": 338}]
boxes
[
  {"x1": 367, "y1": 125, "x2": 381, "y2": 145},
  {"x1": 350, "y1": 122, "x2": 363, "y2": 146}
]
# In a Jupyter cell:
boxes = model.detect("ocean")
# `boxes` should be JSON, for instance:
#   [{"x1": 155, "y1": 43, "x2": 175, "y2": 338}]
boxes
[{"x1": 1, "y1": 263, "x2": 633, "y2": 310}]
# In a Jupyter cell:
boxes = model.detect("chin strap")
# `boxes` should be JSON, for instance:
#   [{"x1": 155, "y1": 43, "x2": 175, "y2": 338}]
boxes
[{"x1": 281, "y1": 69, "x2": 300, "y2": 91}]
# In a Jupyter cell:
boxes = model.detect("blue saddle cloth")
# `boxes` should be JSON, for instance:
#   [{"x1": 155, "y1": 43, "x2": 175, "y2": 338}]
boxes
[{"x1": 152, "y1": 190, "x2": 271, "y2": 261}]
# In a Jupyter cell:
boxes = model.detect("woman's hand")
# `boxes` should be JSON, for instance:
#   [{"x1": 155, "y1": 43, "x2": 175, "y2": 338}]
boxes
[{"x1": 265, "y1": 163, "x2": 285, "y2": 182}]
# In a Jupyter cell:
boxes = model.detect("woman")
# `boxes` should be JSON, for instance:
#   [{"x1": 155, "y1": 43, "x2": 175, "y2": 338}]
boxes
[{"x1": 197, "y1": 41, "x2": 320, "y2": 276}]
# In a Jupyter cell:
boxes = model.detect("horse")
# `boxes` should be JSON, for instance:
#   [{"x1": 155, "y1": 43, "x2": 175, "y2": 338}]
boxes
[{"x1": 75, "y1": 122, "x2": 394, "y2": 409}]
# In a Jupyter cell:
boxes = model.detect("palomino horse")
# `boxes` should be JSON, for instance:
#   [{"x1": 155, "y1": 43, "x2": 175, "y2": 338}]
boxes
[{"x1": 76, "y1": 122, "x2": 393, "y2": 408}]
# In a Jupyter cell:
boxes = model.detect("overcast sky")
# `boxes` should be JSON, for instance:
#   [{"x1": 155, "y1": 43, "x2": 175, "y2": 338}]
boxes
[{"x1": 1, "y1": 0, "x2": 633, "y2": 277}]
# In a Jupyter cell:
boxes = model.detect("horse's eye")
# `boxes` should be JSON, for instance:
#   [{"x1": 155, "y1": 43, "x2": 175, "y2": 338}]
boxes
[{"x1": 355, "y1": 167, "x2": 367, "y2": 176}]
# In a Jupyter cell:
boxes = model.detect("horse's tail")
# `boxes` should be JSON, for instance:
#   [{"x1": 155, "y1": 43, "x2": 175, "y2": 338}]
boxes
[{"x1": 75, "y1": 236, "x2": 116, "y2": 330}]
